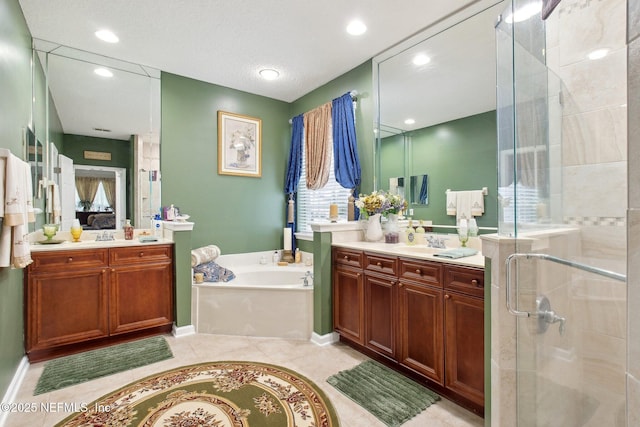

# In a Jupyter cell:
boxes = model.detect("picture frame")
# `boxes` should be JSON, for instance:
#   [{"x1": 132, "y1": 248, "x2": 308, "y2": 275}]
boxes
[{"x1": 217, "y1": 111, "x2": 262, "y2": 177}]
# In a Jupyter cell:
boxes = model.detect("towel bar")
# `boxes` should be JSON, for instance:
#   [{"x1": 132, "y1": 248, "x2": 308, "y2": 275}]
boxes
[{"x1": 446, "y1": 187, "x2": 488, "y2": 196}]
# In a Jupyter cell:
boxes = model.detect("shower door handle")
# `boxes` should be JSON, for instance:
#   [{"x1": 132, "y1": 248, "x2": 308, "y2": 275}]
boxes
[
  {"x1": 505, "y1": 253, "x2": 531, "y2": 317},
  {"x1": 506, "y1": 252, "x2": 625, "y2": 318}
]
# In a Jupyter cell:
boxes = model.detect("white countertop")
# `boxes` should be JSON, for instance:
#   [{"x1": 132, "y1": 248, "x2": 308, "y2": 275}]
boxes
[
  {"x1": 29, "y1": 230, "x2": 173, "y2": 252},
  {"x1": 332, "y1": 241, "x2": 485, "y2": 268}
]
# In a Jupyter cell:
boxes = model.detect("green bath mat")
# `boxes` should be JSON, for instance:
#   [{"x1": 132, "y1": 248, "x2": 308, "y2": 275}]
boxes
[
  {"x1": 327, "y1": 360, "x2": 439, "y2": 427},
  {"x1": 34, "y1": 336, "x2": 173, "y2": 395}
]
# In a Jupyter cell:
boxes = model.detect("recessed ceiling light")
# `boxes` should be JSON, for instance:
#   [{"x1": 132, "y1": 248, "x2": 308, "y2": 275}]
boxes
[
  {"x1": 404, "y1": 118, "x2": 416, "y2": 125},
  {"x1": 587, "y1": 48, "x2": 609, "y2": 60},
  {"x1": 94, "y1": 68, "x2": 113, "y2": 78},
  {"x1": 259, "y1": 68, "x2": 280, "y2": 80},
  {"x1": 412, "y1": 54, "x2": 431, "y2": 66},
  {"x1": 504, "y1": 2, "x2": 542, "y2": 23},
  {"x1": 95, "y1": 29, "x2": 119, "y2": 43},
  {"x1": 346, "y1": 20, "x2": 367, "y2": 36}
]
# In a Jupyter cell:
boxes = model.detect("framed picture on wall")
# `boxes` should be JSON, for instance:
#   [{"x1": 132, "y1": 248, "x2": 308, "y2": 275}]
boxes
[{"x1": 217, "y1": 111, "x2": 262, "y2": 177}]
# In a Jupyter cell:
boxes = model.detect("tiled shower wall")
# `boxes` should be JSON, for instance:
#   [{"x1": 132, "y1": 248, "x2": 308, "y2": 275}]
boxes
[
  {"x1": 485, "y1": 0, "x2": 632, "y2": 424},
  {"x1": 627, "y1": 0, "x2": 640, "y2": 424},
  {"x1": 546, "y1": 0, "x2": 628, "y2": 423}
]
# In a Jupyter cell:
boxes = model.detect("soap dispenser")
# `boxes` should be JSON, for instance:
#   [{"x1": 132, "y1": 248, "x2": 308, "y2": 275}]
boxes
[
  {"x1": 124, "y1": 219, "x2": 134, "y2": 240},
  {"x1": 405, "y1": 219, "x2": 417, "y2": 245}
]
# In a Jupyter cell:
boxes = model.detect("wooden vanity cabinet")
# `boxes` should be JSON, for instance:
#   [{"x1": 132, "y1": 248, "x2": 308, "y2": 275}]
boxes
[
  {"x1": 332, "y1": 248, "x2": 364, "y2": 345},
  {"x1": 363, "y1": 253, "x2": 397, "y2": 360},
  {"x1": 25, "y1": 249, "x2": 111, "y2": 354},
  {"x1": 25, "y1": 244, "x2": 174, "y2": 362},
  {"x1": 443, "y1": 265, "x2": 485, "y2": 408},
  {"x1": 397, "y1": 258, "x2": 445, "y2": 385},
  {"x1": 332, "y1": 247, "x2": 485, "y2": 416},
  {"x1": 108, "y1": 245, "x2": 173, "y2": 335}
]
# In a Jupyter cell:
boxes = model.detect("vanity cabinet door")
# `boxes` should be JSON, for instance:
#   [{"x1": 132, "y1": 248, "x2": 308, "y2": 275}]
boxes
[
  {"x1": 109, "y1": 259, "x2": 174, "y2": 335},
  {"x1": 398, "y1": 281, "x2": 444, "y2": 385},
  {"x1": 26, "y1": 267, "x2": 110, "y2": 357},
  {"x1": 332, "y1": 264, "x2": 364, "y2": 345},
  {"x1": 364, "y1": 272, "x2": 397, "y2": 360},
  {"x1": 444, "y1": 291, "x2": 484, "y2": 407}
]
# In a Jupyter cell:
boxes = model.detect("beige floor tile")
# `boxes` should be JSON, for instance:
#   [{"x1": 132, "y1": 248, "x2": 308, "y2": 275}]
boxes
[{"x1": 6, "y1": 333, "x2": 483, "y2": 427}]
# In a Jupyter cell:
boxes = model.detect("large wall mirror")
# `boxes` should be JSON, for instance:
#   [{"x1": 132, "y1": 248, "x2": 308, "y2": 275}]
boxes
[
  {"x1": 374, "y1": 0, "x2": 505, "y2": 226},
  {"x1": 34, "y1": 39, "x2": 161, "y2": 231}
]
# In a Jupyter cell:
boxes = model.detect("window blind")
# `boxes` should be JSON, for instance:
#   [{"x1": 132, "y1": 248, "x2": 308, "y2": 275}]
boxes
[{"x1": 297, "y1": 131, "x2": 351, "y2": 232}]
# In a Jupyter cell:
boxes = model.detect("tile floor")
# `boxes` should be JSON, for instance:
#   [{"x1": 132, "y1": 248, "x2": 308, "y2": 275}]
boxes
[{"x1": 7, "y1": 333, "x2": 484, "y2": 426}]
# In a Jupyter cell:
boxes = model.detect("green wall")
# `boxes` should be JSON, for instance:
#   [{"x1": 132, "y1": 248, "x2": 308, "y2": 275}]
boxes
[
  {"x1": 0, "y1": 0, "x2": 34, "y2": 399},
  {"x1": 289, "y1": 60, "x2": 374, "y2": 335},
  {"x1": 61, "y1": 133, "x2": 133, "y2": 220},
  {"x1": 161, "y1": 72, "x2": 291, "y2": 253},
  {"x1": 381, "y1": 111, "x2": 498, "y2": 228}
]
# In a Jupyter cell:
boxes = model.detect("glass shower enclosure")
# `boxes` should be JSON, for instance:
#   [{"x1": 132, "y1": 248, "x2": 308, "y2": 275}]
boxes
[{"x1": 496, "y1": 0, "x2": 628, "y2": 425}]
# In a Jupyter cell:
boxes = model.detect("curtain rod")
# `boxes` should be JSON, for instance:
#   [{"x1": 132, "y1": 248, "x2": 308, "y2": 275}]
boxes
[{"x1": 288, "y1": 90, "x2": 358, "y2": 124}]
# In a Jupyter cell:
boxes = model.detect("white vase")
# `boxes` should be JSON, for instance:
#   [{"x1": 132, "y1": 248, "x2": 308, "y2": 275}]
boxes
[{"x1": 364, "y1": 213, "x2": 383, "y2": 242}]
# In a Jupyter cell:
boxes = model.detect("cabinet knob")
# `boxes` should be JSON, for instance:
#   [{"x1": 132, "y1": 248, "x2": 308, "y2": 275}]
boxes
[
  {"x1": 139, "y1": 252, "x2": 144, "y2": 257},
  {"x1": 344, "y1": 256, "x2": 349, "y2": 260},
  {"x1": 471, "y1": 279, "x2": 480, "y2": 286},
  {"x1": 398, "y1": 282, "x2": 403, "y2": 287},
  {"x1": 415, "y1": 269, "x2": 421, "y2": 275},
  {"x1": 67, "y1": 257, "x2": 73, "y2": 262},
  {"x1": 445, "y1": 294, "x2": 451, "y2": 299},
  {"x1": 377, "y1": 262, "x2": 382, "y2": 267}
]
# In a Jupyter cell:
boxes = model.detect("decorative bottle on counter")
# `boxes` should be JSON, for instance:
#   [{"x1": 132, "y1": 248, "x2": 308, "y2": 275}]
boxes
[
  {"x1": 124, "y1": 219, "x2": 134, "y2": 240},
  {"x1": 405, "y1": 219, "x2": 417, "y2": 245}
]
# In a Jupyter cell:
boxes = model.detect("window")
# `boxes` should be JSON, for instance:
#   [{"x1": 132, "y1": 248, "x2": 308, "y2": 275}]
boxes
[
  {"x1": 296, "y1": 133, "x2": 352, "y2": 232},
  {"x1": 75, "y1": 181, "x2": 112, "y2": 211}
]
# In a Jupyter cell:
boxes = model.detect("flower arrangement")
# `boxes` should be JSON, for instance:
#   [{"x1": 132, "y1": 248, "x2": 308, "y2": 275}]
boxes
[{"x1": 355, "y1": 190, "x2": 407, "y2": 218}]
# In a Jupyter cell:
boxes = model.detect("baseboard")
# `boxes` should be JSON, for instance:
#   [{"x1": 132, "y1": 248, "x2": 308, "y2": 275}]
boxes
[
  {"x1": 0, "y1": 356, "x2": 29, "y2": 427},
  {"x1": 172, "y1": 324, "x2": 196, "y2": 338},
  {"x1": 311, "y1": 331, "x2": 339, "y2": 346}
]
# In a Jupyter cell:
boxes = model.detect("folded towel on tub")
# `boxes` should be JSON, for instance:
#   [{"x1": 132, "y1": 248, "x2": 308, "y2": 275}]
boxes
[
  {"x1": 193, "y1": 261, "x2": 235, "y2": 282},
  {"x1": 191, "y1": 245, "x2": 221, "y2": 267}
]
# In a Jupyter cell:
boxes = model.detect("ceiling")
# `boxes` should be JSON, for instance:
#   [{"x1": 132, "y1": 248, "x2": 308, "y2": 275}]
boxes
[{"x1": 18, "y1": 0, "x2": 506, "y2": 141}]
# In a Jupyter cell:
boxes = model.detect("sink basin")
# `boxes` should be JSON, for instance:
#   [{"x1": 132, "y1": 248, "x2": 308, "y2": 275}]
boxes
[{"x1": 400, "y1": 246, "x2": 445, "y2": 254}]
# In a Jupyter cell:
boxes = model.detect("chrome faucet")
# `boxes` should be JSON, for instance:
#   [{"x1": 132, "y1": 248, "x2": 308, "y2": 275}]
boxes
[
  {"x1": 301, "y1": 271, "x2": 313, "y2": 286},
  {"x1": 95, "y1": 231, "x2": 115, "y2": 241},
  {"x1": 426, "y1": 235, "x2": 447, "y2": 248}
]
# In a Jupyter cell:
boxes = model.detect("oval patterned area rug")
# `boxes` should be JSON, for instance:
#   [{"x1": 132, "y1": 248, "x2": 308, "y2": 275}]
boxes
[{"x1": 56, "y1": 361, "x2": 340, "y2": 427}]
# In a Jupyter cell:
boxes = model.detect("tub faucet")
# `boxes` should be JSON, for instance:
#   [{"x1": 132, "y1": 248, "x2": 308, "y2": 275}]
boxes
[{"x1": 301, "y1": 271, "x2": 313, "y2": 286}]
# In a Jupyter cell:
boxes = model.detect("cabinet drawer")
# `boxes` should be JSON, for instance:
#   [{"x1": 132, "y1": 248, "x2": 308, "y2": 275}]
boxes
[
  {"x1": 109, "y1": 244, "x2": 173, "y2": 266},
  {"x1": 399, "y1": 258, "x2": 442, "y2": 287},
  {"x1": 364, "y1": 252, "x2": 397, "y2": 276},
  {"x1": 29, "y1": 249, "x2": 109, "y2": 273},
  {"x1": 333, "y1": 248, "x2": 363, "y2": 268},
  {"x1": 444, "y1": 265, "x2": 484, "y2": 298}
]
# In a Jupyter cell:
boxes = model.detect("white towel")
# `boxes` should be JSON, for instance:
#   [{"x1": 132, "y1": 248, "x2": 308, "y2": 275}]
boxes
[
  {"x1": 191, "y1": 245, "x2": 221, "y2": 267},
  {"x1": 470, "y1": 190, "x2": 485, "y2": 216},
  {"x1": 455, "y1": 191, "x2": 473, "y2": 222},
  {"x1": 46, "y1": 183, "x2": 61, "y2": 223},
  {"x1": 446, "y1": 191, "x2": 457, "y2": 216},
  {"x1": 0, "y1": 154, "x2": 33, "y2": 268}
]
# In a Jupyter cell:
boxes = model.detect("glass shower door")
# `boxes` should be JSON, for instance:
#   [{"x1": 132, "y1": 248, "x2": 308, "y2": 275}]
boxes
[{"x1": 496, "y1": 0, "x2": 628, "y2": 425}]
